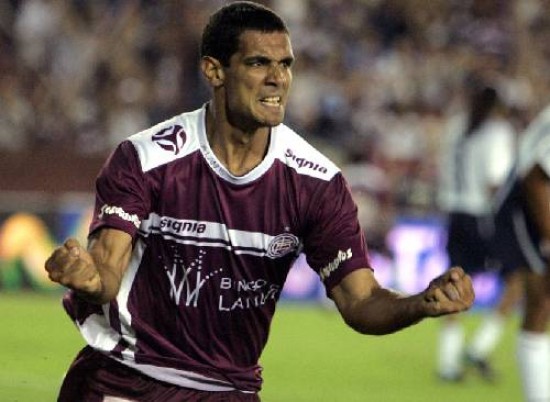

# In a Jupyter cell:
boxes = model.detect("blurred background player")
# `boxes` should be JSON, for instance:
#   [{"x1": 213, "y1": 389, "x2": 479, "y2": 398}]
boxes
[
  {"x1": 436, "y1": 77, "x2": 520, "y2": 382},
  {"x1": 493, "y1": 102, "x2": 550, "y2": 402}
]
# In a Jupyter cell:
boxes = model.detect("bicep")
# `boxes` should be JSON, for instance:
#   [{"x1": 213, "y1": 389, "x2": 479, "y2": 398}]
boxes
[{"x1": 329, "y1": 268, "x2": 380, "y2": 313}]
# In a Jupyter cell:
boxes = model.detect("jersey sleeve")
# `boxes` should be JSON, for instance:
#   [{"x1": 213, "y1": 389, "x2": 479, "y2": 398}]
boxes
[
  {"x1": 89, "y1": 141, "x2": 151, "y2": 239},
  {"x1": 302, "y1": 172, "x2": 372, "y2": 291},
  {"x1": 485, "y1": 122, "x2": 515, "y2": 187}
]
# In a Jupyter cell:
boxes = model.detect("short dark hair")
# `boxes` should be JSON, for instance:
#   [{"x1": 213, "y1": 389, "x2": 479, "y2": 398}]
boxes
[{"x1": 200, "y1": 1, "x2": 289, "y2": 66}]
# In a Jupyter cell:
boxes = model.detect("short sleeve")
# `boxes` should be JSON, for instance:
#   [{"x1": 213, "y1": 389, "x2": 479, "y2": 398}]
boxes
[
  {"x1": 89, "y1": 141, "x2": 151, "y2": 238},
  {"x1": 302, "y1": 173, "x2": 372, "y2": 291},
  {"x1": 485, "y1": 122, "x2": 515, "y2": 186}
]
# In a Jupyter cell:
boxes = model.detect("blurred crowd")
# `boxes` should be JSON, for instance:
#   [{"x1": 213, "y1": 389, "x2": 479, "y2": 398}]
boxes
[{"x1": 2, "y1": 0, "x2": 550, "y2": 242}]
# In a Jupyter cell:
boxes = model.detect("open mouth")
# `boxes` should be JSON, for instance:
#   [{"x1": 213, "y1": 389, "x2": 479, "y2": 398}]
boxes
[{"x1": 260, "y1": 96, "x2": 282, "y2": 106}]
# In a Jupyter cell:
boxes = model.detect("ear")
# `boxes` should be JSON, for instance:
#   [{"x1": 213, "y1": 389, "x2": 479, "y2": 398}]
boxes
[{"x1": 201, "y1": 56, "x2": 225, "y2": 87}]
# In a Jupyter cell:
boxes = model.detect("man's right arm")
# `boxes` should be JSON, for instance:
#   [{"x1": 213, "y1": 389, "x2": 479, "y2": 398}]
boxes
[{"x1": 45, "y1": 228, "x2": 133, "y2": 304}]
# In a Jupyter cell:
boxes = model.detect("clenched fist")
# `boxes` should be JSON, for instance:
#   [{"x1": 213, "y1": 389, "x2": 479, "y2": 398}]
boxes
[
  {"x1": 45, "y1": 238, "x2": 102, "y2": 295},
  {"x1": 422, "y1": 267, "x2": 475, "y2": 316}
]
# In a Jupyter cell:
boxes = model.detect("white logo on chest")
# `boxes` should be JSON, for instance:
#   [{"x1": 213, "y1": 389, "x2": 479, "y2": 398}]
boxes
[{"x1": 164, "y1": 249, "x2": 222, "y2": 307}]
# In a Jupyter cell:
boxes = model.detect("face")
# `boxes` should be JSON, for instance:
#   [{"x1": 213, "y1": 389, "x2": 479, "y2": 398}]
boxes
[{"x1": 221, "y1": 30, "x2": 294, "y2": 131}]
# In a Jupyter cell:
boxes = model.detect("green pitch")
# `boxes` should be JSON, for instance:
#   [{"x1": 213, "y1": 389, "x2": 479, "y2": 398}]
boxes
[{"x1": 0, "y1": 293, "x2": 522, "y2": 402}]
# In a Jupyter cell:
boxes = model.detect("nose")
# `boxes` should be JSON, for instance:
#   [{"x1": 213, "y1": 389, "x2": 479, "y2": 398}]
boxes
[{"x1": 266, "y1": 63, "x2": 289, "y2": 86}]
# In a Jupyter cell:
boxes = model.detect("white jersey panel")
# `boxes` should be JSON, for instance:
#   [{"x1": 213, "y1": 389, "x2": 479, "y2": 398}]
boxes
[
  {"x1": 140, "y1": 213, "x2": 281, "y2": 258},
  {"x1": 484, "y1": 120, "x2": 516, "y2": 185},
  {"x1": 117, "y1": 236, "x2": 145, "y2": 361},
  {"x1": 129, "y1": 111, "x2": 202, "y2": 173},
  {"x1": 273, "y1": 124, "x2": 340, "y2": 181},
  {"x1": 129, "y1": 104, "x2": 340, "y2": 183},
  {"x1": 77, "y1": 314, "x2": 121, "y2": 352}
]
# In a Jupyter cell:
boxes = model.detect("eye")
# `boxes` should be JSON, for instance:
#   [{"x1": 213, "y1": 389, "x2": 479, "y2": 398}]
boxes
[
  {"x1": 281, "y1": 58, "x2": 294, "y2": 69},
  {"x1": 246, "y1": 57, "x2": 270, "y2": 67}
]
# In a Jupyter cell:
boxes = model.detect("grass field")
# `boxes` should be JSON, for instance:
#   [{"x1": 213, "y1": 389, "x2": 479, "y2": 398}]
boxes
[{"x1": 0, "y1": 292, "x2": 523, "y2": 402}]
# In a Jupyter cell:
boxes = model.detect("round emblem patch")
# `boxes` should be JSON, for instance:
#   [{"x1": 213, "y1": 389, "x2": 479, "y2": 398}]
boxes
[{"x1": 266, "y1": 233, "x2": 300, "y2": 258}]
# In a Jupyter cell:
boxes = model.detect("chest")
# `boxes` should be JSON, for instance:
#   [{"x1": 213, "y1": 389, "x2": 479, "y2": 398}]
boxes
[{"x1": 149, "y1": 157, "x2": 305, "y2": 243}]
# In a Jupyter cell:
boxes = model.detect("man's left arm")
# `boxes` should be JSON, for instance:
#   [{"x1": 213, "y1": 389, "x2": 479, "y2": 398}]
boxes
[{"x1": 330, "y1": 267, "x2": 475, "y2": 335}]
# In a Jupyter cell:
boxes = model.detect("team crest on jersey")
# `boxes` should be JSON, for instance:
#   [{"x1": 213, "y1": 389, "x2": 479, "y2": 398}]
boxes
[
  {"x1": 266, "y1": 233, "x2": 299, "y2": 258},
  {"x1": 152, "y1": 125, "x2": 186, "y2": 154}
]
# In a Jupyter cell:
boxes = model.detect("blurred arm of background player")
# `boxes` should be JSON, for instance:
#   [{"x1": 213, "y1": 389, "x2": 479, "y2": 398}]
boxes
[
  {"x1": 524, "y1": 165, "x2": 550, "y2": 251},
  {"x1": 330, "y1": 266, "x2": 475, "y2": 335},
  {"x1": 44, "y1": 228, "x2": 132, "y2": 304},
  {"x1": 522, "y1": 164, "x2": 550, "y2": 331}
]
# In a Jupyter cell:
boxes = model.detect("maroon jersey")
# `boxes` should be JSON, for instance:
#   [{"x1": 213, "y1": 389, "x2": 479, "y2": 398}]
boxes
[{"x1": 63, "y1": 105, "x2": 371, "y2": 393}]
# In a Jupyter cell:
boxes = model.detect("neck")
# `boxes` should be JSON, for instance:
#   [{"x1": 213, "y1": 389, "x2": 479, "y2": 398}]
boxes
[{"x1": 205, "y1": 103, "x2": 271, "y2": 176}]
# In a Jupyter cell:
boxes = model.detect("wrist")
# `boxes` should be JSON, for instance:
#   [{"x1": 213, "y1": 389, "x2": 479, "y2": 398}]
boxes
[{"x1": 74, "y1": 272, "x2": 105, "y2": 304}]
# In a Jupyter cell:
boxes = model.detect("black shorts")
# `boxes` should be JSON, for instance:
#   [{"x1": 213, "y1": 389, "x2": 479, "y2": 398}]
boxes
[
  {"x1": 492, "y1": 180, "x2": 547, "y2": 275},
  {"x1": 446, "y1": 212, "x2": 493, "y2": 274},
  {"x1": 58, "y1": 346, "x2": 261, "y2": 402}
]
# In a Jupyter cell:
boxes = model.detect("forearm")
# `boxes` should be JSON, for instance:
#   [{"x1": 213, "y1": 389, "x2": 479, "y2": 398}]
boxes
[
  {"x1": 337, "y1": 288, "x2": 427, "y2": 335},
  {"x1": 77, "y1": 231, "x2": 132, "y2": 304},
  {"x1": 330, "y1": 267, "x2": 473, "y2": 336}
]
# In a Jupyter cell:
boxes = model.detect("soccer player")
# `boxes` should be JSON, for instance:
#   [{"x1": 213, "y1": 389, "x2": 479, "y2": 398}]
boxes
[
  {"x1": 45, "y1": 2, "x2": 474, "y2": 401},
  {"x1": 492, "y1": 103, "x2": 550, "y2": 401},
  {"x1": 436, "y1": 81, "x2": 519, "y2": 382}
]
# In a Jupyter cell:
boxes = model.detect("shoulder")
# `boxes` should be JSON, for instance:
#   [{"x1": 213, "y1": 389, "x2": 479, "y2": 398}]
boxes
[
  {"x1": 126, "y1": 108, "x2": 204, "y2": 173},
  {"x1": 271, "y1": 124, "x2": 341, "y2": 181}
]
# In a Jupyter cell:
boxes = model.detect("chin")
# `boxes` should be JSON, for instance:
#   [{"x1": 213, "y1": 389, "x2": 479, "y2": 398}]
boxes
[
  {"x1": 264, "y1": 119, "x2": 283, "y2": 127},
  {"x1": 262, "y1": 112, "x2": 285, "y2": 127}
]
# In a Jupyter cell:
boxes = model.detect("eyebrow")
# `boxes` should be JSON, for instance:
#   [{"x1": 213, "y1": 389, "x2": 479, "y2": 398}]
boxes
[{"x1": 244, "y1": 55, "x2": 295, "y2": 65}]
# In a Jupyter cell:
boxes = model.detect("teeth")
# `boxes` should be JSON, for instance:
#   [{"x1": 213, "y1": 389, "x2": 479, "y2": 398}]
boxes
[{"x1": 261, "y1": 97, "x2": 281, "y2": 105}]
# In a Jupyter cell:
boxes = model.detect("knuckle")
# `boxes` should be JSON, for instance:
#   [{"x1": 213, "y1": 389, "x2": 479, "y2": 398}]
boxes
[{"x1": 44, "y1": 260, "x2": 54, "y2": 272}]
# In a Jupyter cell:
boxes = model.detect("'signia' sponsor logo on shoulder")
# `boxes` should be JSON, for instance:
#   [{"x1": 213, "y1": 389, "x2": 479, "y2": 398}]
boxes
[
  {"x1": 99, "y1": 205, "x2": 140, "y2": 228},
  {"x1": 320, "y1": 248, "x2": 352, "y2": 280},
  {"x1": 285, "y1": 149, "x2": 328, "y2": 173}
]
